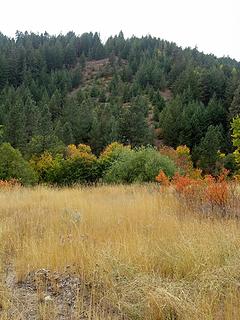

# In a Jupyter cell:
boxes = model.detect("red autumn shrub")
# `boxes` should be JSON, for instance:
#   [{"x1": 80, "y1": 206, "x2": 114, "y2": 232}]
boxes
[
  {"x1": 156, "y1": 167, "x2": 239, "y2": 216},
  {"x1": 172, "y1": 172, "x2": 203, "y2": 198},
  {"x1": 155, "y1": 170, "x2": 170, "y2": 186},
  {"x1": 204, "y1": 170, "x2": 229, "y2": 209},
  {"x1": 0, "y1": 179, "x2": 21, "y2": 189}
]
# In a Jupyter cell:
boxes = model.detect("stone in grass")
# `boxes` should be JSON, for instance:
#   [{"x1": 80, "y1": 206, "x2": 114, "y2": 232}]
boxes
[
  {"x1": 71, "y1": 212, "x2": 81, "y2": 223},
  {"x1": 44, "y1": 295, "x2": 53, "y2": 302}
]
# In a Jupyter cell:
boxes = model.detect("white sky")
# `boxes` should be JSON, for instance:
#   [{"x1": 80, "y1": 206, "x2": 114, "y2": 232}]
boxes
[{"x1": 1, "y1": 0, "x2": 240, "y2": 61}]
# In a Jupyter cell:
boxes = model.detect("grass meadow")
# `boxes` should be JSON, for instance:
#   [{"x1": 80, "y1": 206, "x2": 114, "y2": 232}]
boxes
[{"x1": 0, "y1": 185, "x2": 240, "y2": 319}]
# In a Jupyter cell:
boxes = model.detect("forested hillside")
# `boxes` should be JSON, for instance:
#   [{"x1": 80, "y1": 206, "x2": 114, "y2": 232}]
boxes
[{"x1": 0, "y1": 31, "x2": 240, "y2": 173}]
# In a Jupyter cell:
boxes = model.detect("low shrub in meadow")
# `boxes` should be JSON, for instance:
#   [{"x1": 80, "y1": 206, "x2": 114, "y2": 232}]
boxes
[
  {"x1": 31, "y1": 144, "x2": 99, "y2": 185},
  {"x1": 104, "y1": 146, "x2": 176, "y2": 183},
  {"x1": 0, "y1": 178, "x2": 21, "y2": 189},
  {"x1": 156, "y1": 168, "x2": 240, "y2": 216},
  {"x1": 0, "y1": 143, "x2": 37, "y2": 185}
]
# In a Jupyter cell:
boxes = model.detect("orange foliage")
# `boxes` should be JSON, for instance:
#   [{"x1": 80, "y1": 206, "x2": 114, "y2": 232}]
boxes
[
  {"x1": 0, "y1": 179, "x2": 21, "y2": 189},
  {"x1": 155, "y1": 170, "x2": 170, "y2": 186},
  {"x1": 172, "y1": 172, "x2": 202, "y2": 198},
  {"x1": 156, "y1": 168, "x2": 237, "y2": 215},
  {"x1": 159, "y1": 145, "x2": 193, "y2": 175},
  {"x1": 204, "y1": 170, "x2": 229, "y2": 208}
]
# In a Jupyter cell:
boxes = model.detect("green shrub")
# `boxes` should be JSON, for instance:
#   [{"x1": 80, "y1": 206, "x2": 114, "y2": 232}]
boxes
[
  {"x1": 30, "y1": 152, "x2": 63, "y2": 184},
  {"x1": 31, "y1": 145, "x2": 100, "y2": 186},
  {"x1": 54, "y1": 156, "x2": 99, "y2": 186},
  {"x1": 98, "y1": 142, "x2": 127, "y2": 176},
  {"x1": 0, "y1": 143, "x2": 37, "y2": 185},
  {"x1": 232, "y1": 116, "x2": 240, "y2": 169},
  {"x1": 104, "y1": 146, "x2": 176, "y2": 184}
]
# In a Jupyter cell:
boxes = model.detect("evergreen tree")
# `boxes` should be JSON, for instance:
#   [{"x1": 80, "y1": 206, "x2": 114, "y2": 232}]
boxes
[
  {"x1": 23, "y1": 94, "x2": 40, "y2": 142},
  {"x1": 159, "y1": 95, "x2": 184, "y2": 146},
  {"x1": 5, "y1": 101, "x2": 27, "y2": 150},
  {"x1": 194, "y1": 125, "x2": 223, "y2": 173},
  {"x1": 118, "y1": 103, "x2": 153, "y2": 147},
  {"x1": 229, "y1": 84, "x2": 240, "y2": 119},
  {"x1": 55, "y1": 121, "x2": 74, "y2": 145}
]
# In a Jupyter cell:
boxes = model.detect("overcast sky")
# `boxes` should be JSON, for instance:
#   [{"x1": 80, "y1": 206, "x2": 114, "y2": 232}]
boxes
[{"x1": 1, "y1": 0, "x2": 239, "y2": 61}]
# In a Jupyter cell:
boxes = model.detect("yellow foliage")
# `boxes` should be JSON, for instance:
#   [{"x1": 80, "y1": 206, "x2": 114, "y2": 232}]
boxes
[
  {"x1": 77, "y1": 144, "x2": 92, "y2": 154},
  {"x1": 218, "y1": 150, "x2": 226, "y2": 159},
  {"x1": 189, "y1": 168, "x2": 203, "y2": 180},
  {"x1": 66, "y1": 144, "x2": 96, "y2": 162},
  {"x1": 176, "y1": 145, "x2": 190, "y2": 157},
  {"x1": 99, "y1": 142, "x2": 125, "y2": 161},
  {"x1": 98, "y1": 142, "x2": 127, "y2": 166},
  {"x1": 233, "y1": 174, "x2": 240, "y2": 182},
  {"x1": 66, "y1": 144, "x2": 78, "y2": 158},
  {"x1": 30, "y1": 152, "x2": 54, "y2": 172}
]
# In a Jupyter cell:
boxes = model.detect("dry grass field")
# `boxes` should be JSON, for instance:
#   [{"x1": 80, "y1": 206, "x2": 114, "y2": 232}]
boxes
[{"x1": 1, "y1": 185, "x2": 240, "y2": 319}]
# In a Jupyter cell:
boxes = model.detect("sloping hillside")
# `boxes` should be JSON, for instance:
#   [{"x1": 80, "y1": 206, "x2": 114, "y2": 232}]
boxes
[{"x1": 0, "y1": 31, "x2": 240, "y2": 162}]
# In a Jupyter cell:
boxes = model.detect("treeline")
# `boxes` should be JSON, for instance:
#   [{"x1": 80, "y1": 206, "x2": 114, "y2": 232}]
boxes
[
  {"x1": 1, "y1": 135, "x2": 239, "y2": 186},
  {"x1": 0, "y1": 142, "x2": 177, "y2": 185},
  {"x1": 0, "y1": 31, "x2": 240, "y2": 175}
]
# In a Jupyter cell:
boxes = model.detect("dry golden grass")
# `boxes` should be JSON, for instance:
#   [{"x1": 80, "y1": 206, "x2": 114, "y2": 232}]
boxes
[{"x1": 0, "y1": 185, "x2": 240, "y2": 319}]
